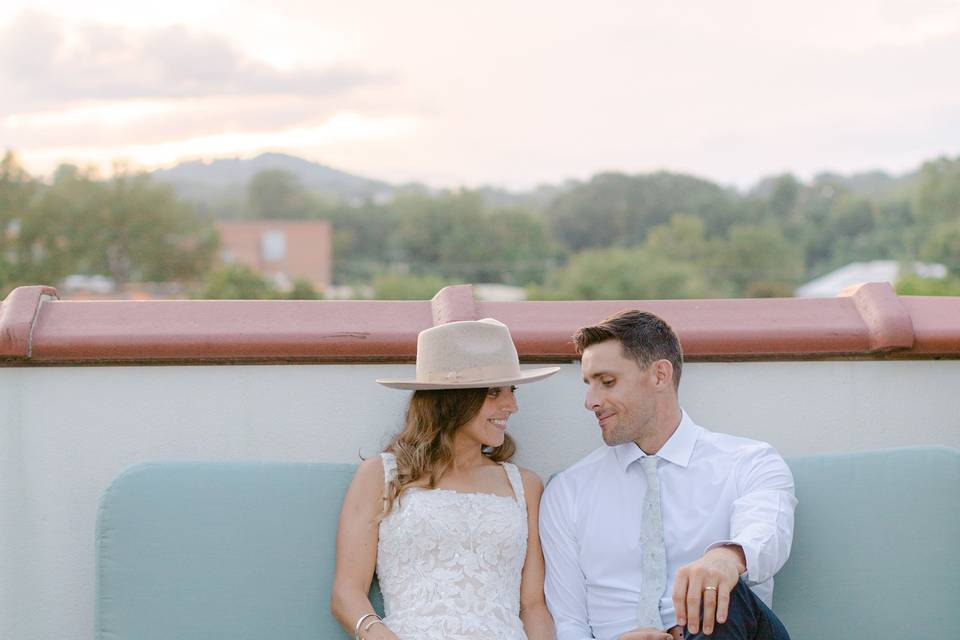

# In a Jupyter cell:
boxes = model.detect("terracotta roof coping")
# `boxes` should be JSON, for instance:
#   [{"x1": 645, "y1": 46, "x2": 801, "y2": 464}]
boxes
[{"x1": 1, "y1": 283, "x2": 957, "y2": 365}]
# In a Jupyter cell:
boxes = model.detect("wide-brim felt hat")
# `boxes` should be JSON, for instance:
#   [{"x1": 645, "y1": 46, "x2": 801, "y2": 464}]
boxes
[{"x1": 376, "y1": 318, "x2": 560, "y2": 390}]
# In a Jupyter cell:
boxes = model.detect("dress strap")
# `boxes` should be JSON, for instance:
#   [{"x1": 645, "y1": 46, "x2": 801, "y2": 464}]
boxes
[
  {"x1": 502, "y1": 462, "x2": 527, "y2": 518},
  {"x1": 380, "y1": 452, "x2": 398, "y2": 498}
]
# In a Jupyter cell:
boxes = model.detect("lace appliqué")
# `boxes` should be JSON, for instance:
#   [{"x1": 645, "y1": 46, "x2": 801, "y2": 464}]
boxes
[{"x1": 376, "y1": 452, "x2": 528, "y2": 640}]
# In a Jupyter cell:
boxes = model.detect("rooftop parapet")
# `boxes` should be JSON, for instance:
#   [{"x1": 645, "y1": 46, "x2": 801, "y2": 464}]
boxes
[{"x1": 1, "y1": 282, "x2": 958, "y2": 365}]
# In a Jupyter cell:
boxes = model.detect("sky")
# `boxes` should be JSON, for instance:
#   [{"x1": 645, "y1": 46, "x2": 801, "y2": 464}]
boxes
[{"x1": 2, "y1": 0, "x2": 960, "y2": 190}]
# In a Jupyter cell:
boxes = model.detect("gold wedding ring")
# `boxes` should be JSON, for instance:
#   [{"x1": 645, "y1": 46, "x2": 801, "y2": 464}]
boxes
[{"x1": 704, "y1": 586, "x2": 718, "y2": 592}]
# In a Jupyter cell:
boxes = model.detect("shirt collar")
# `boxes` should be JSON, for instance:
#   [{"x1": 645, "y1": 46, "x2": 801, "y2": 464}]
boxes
[{"x1": 614, "y1": 409, "x2": 700, "y2": 472}]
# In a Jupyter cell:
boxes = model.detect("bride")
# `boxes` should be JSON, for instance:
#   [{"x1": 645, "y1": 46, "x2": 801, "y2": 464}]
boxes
[{"x1": 332, "y1": 318, "x2": 558, "y2": 640}]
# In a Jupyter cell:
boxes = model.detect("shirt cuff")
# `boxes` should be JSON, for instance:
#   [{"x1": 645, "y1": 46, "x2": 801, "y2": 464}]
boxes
[{"x1": 703, "y1": 540, "x2": 750, "y2": 578}]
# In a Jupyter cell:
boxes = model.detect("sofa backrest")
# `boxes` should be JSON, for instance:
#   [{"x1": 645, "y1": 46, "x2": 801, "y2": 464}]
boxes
[
  {"x1": 96, "y1": 447, "x2": 960, "y2": 639},
  {"x1": 774, "y1": 446, "x2": 960, "y2": 637},
  {"x1": 96, "y1": 462, "x2": 379, "y2": 640}
]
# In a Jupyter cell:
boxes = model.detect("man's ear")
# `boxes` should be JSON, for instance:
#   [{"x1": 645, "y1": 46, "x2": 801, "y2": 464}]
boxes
[{"x1": 653, "y1": 359, "x2": 674, "y2": 389}]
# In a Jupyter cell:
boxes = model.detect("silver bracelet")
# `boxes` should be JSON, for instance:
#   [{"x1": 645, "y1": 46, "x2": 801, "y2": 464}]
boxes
[
  {"x1": 362, "y1": 618, "x2": 385, "y2": 638},
  {"x1": 354, "y1": 613, "x2": 380, "y2": 640}
]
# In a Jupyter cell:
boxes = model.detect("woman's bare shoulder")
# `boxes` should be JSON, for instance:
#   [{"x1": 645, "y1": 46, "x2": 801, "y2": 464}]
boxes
[
  {"x1": 515, "y1": 466, "x2": 545, "y2": 495},
  {"x1": 350, "y1": 456, "x2": 386, "y2": 491}
]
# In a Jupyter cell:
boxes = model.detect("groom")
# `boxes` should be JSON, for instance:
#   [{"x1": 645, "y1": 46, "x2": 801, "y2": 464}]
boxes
[{"x1": 540, "y1": 310, "x2": 796, "y2": 640}]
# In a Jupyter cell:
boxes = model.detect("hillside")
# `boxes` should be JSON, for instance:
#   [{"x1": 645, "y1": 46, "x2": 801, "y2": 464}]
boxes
[{"x1": 151, "y1": 152, "x2": 397, "y2": 207}]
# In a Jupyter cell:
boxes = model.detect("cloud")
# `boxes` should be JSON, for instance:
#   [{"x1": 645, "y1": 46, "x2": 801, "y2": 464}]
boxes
[
  {"x1": 0, "y1": 11, "x2": 393, "y2": 112},
  {"x1": 13, "y1": 111, "x2": 421, "y2": 179},
  {"x1": 2, "y1": 96, "x2": 340, "y2": 147}
]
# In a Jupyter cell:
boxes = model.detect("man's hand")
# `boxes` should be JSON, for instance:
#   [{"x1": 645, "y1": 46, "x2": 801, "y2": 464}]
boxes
[
  {"x1": 671, "y1": 545, "x2": 745, "y2": 635},
  {"x1": 617, "y1": 627, "x2": 673, "y2": 640}
]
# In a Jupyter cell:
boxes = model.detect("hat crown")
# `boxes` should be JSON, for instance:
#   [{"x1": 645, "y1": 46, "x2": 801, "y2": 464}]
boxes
[
  {"x1": 415, "y1": 319, "x2": 521, "y2": 385},
  {"x1": 375, "y1": 317, "x2": 559, "y2": 390}
]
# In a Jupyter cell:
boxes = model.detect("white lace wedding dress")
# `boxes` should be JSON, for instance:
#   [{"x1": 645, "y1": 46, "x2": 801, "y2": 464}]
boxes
[{"x1": 376, "y1": 452, "x2": 529, "y2": 639}]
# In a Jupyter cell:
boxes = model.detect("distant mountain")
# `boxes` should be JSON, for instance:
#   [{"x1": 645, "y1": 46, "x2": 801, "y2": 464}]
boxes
[
  {"x1": 151, "y1": 152, "x2": 397, "y2": 207},
  {"x1": 149, "y1": 152, "x2": 578, "y2": 215}
]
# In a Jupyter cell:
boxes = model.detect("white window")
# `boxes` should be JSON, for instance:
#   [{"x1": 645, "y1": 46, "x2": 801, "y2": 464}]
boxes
[{"x1": 261, "y1": 230, "x2": 286, "y2": 262}]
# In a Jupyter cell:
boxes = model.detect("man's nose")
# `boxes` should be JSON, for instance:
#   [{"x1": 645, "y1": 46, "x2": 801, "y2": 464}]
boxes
[{"x1": 584, "y1": 387, "x2": 600, "y2": 412}]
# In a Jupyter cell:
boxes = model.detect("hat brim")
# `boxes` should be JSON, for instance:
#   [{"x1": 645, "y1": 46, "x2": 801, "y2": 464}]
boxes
[{"x1": 376, "y1": 366, "x2": 561, "y2": 390}]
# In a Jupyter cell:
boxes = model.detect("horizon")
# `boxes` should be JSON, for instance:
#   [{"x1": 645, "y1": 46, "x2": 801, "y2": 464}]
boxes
[{"x1": 6, "y1": 147, "x2": 929, "y2": 195}]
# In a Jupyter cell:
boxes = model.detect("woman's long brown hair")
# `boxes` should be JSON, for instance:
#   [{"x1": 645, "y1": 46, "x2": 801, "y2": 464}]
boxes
[{"x1": 382, "y1": 388, "x2": 516, "y2": 516}]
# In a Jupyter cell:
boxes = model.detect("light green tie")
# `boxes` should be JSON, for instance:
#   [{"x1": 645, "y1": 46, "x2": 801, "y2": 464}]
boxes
[{"x1": 637, "y1": 456, "x2": 666, "y2": 630}]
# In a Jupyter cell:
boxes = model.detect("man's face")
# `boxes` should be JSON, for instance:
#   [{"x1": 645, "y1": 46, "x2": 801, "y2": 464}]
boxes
[{"x1": 581, "y1": 340, "x2": 658, "y2": 446}]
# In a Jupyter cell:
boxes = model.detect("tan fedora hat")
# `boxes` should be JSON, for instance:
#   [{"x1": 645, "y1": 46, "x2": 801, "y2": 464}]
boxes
[{"x1": 376, "y1": 318, "x2": 560, "y2": 390}]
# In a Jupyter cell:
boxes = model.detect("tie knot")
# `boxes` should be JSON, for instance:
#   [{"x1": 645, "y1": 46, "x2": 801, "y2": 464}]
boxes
[{"x1": 639, "y1": 455, "x2": 659, "y2": 476}]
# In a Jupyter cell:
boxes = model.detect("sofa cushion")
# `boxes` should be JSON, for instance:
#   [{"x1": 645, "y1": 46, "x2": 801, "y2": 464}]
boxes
[
  {"x1": 776, "y1": 446, "x2": 960, "y2": 637},
  {"x1": 96, "y1": 461, "x2": 381, "y2": 640}
]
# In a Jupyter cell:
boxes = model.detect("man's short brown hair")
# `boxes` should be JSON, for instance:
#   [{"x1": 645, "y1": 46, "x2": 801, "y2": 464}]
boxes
[{"x1": 573, "y1": 310, "x2": 683, "y2": 388}]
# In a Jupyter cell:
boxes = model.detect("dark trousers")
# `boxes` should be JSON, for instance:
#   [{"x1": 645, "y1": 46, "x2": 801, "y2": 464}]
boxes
[{"x1": 684, "y1": 580, "x2": 790, "y2": 640}]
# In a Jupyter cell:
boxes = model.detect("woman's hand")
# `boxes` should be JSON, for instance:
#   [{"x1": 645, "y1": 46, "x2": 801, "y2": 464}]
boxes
[{"x1": 361, "y1": 619, "x2": 400, "y2": 640}]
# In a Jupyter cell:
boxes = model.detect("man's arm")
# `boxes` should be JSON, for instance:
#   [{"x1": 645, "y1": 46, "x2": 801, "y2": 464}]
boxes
[
  {"x1": 539, "y1": 476, "x2": 595, "y2": 640},
  {"x1": 724, "y1": 445, "x2": 797, "y2": 583},
  {"x1": 672, "y1": 444, "x2": 797, "y2": 635}
]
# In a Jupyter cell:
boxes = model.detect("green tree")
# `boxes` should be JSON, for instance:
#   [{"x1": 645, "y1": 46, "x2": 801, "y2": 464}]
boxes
[
  {"x1": 868, "y1": 198, "x2": 917, "y2": 261},
  {"x1": 811, "y1": 195, "x2": 883, "y2": 268},
  {"x1": 0, "y1": 152, "x2": 40, "y2": 293},
  {"x1": 322, "y1": 200, "x2": 401, "y2": 282},
  {"x1": 389, "y1": 191, "x2": 556, "y2": 284},
  {"x1": 920, "y1": 220, "x2": 960, "y2": 274},
  {"x1": 641, "y1": 214, "x2": 713, "y2": 264},
  {"x1": 199, "y1": 264, "x2": 279, "y2": 299},
  {"x1": 767, "y1": 174, "x2": 802, "y2": 220},
  {"x1": 82, "y1": 171, "x2": 216, "y2": 284},
  {"x1": 11, "y1": 164, "x2": 99, "y2": 288},
  {"x1": 487, "y1": 207, "x2": 559, "y2": 284},
  {"x1": 286, "y1": 278, "x2": 323, "y2": 300},
  {"x1": 913, "y1": 156, "x2": 960, "y2": 227},
  {"x1": 790, "y1": 177, "x2": 844, "y2": 269},
  {"x1": 16, "y1": 166, "x2": 216, "y2": 287},
  {"x1": 247, "y1": 169, "x2": 310, "y2": 218},
  {"x1": 370, "y1": 272, "x2": 449, "y2": 299},
  {"x1": 390, "y1": 191, "x2": 479, "y2": 273},
  {"x1": 530, "y1": 246, "x2": 709, "y2": 300},
  {"x1": 712, "y1": 224, "x2": 804, "y2": 297},
  {"x1": 545, "y1": 172, "x2": 742, "y2": 252},
  {"x1": 895, "y1": 274, "x2": 960, "y2": 296}
]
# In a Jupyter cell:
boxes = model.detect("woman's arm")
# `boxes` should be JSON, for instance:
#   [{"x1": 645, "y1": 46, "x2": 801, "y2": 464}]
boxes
[
  {"x1": 518, "y1": 467, "x2": 556, "y2": 640},
  {"x1": 331, "y1": 456, "x2": 399, "y2": 640}
]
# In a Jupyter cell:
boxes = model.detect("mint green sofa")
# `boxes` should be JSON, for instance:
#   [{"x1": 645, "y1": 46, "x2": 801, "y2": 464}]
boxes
[{"x1": 95, "y1": 447, "x2": 960, "y2": 639}]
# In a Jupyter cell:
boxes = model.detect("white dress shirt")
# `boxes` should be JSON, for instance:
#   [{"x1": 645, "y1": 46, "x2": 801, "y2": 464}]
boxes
[{"x1": 540, "y1": 411, "x2": 797, "y2": 640}]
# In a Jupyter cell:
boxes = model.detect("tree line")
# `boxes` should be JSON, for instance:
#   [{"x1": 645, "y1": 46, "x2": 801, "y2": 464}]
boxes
[{"x1": 2, "y1": 151, "x2": 959, "y2": 300}]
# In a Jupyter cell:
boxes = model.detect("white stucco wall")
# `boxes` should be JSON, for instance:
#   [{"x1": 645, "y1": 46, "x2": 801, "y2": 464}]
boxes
[{"x1": 2, "y1": 360, "x2": 958, "y2": 639}]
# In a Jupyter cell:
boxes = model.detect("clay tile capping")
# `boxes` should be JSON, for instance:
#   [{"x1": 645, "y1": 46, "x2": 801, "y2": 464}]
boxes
[
  {"x1": 431, "y1": 284, "x2": 478, "y2": 324},
  {"x1": 899, "y1": 296, "x2": 960, "y2": 356},
  {"x1": 0, "y1": 286, "x2": 59, "y2": 360},
  {"x1": 29, "y1": 299, "x2": 433, "y2": 363},
  {"x1": 482, "y1": 297, "x2": 877, "y2": 359},
  {"x1": 2, "y1": 283, "x2": 958, "y2": 365}
]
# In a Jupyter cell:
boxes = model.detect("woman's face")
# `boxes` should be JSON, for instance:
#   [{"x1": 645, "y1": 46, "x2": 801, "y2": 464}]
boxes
[{"x1": 456, "y1": 386, "x2": 519, "y2": 448}]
